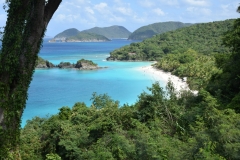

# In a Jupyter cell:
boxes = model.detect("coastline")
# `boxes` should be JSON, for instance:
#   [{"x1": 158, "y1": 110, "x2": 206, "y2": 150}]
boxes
[{"x1": 135, "y1": 64, "x2": 192, "y2": 93}]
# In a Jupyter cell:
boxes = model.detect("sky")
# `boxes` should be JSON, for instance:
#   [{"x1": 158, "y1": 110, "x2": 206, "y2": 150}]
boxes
[{"x1": 0, "y1": 0, "x2": 239, "y2": 37}]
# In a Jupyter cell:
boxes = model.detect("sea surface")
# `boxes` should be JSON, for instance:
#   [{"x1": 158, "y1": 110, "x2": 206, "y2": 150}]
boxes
[{"x1": 21, "y1": 39, "x2": 165, "y2": 126}]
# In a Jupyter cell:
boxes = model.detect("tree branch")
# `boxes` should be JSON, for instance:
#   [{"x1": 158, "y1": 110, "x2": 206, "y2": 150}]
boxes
[{"x1": 44, "y1": 0, "x2": 62, "y2": 28}]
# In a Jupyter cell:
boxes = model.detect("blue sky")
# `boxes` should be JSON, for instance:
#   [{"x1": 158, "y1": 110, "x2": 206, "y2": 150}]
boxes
[{"x1": 0, "y1": 0, "x2": 239, "y2": 37}]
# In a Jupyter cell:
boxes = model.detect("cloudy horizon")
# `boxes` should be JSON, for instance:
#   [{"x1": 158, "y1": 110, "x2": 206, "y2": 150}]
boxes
[{"x1": 0, "y1": 0, "x2": 239, "y2": 37}]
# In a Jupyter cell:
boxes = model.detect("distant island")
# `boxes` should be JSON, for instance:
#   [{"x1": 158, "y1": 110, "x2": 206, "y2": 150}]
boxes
[
  {"x1": 48, "y1": 22, "x2": 194, "y2": 42},
  {"x1": 36, "y1": 57, "x2": 105, "y2": 70},
  {"x1": 49, "y1": 31, "x2": 110, "y2": 42},
  {"x1": 128, "y1": 21, "x2": 192, "y2": 40},
  {"x1": 81, "y1": 25, "x2": 131, "y2": 39},
  {"x1": 49, "y1": 25, "x2": 131, "y2": 42}
]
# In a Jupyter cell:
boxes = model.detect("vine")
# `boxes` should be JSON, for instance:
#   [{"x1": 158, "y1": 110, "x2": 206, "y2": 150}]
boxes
[{"x1": 0, "y1": 0, "x2": 61, "y2": 158}]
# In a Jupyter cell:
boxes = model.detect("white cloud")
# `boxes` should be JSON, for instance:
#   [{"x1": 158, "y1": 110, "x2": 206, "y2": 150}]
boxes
[
  {"x1": 85, "y1": 7, "x2": 94, "y2": 14},
  {"x1": 221, "y1": 4, "x2": 230, "y2": 12},
  {"x1": 220, "y1": 2, "x2": 239, "y2": 13},
  {"x1": 218, "y1": 1, "x2": 239, "y2": 18},
  {"x1": 116, "y1": 7, "x2": 132, "y2": 16},
  {"x1": 55, "y1": 14, "x2": 79, "y2": 22},
  {"x1": 133, "y1": 15, "x2": 146, "y2": 23},
  {"x1": 0, "y1": 14, "x2": 6, "y2": 20},
  {"x1": 186, "y1": 7, "x2": 211, "y2": 15},
  {"x1": 139, "y1": 0, "x2": 155, "y2": 8},
  {"x1": 201, "y1": 8, "x2": 211, "y2": 15},
  {"x1": 159, "y1": 0, "x2": 179, "y2": 6},
  {"x1": 73, "y1": 0, "x2": 91, "y2": 6},
  {"x1": 153, "y1": 8, "x2": 165, "y2": 16},
  {"x1": 114, "y1": 0, "x2": 124, "y2": 5},
  {"x1": 109, "y1": 15, "x2": 126, "y2": 22},
  {"x1": 0, "y1": 14, "x2": 6, "y2": 27},
  {"x1": 94, "y1": 2, "x2": 108, "y2": 12},
  {"x1": 184, "y1": 0, "x2": 209, "y2": 7}
]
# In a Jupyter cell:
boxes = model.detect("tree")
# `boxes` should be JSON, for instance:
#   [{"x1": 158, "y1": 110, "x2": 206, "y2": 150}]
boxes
[
  {"x1": 0, "y1": 0, "x2": 61, "y2": 158},
  {"x1": 207, "y1": 6, "x2": 240, "y2": 112}
]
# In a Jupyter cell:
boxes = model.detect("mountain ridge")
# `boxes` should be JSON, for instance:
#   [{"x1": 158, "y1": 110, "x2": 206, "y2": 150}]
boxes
[
  {"x1": 128, "y1": 21, "x2": 192, "y2": 40},
  {"x1": 50, "y1": 25, "x2": 131, "y2": 42},
  {"x1": 82, "y1": 25, "x2": 131, "y2": 39}
]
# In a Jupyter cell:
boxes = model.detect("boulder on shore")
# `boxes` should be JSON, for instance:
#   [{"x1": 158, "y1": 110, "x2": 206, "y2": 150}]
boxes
[
  {"x1": 75, "y1": 59, "x2": 98, "y2": 70},
  {"x1": 57, "y1": 62, "x2": 74, "y2": 69},
  {"x1": 36, "y1": 57, "x2": 55, "y2": 68}
]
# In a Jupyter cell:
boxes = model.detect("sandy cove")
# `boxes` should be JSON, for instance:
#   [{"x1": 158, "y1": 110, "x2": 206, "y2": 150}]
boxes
[{"x1": 135, "y1": 64, "x2": 197, "y2": 94}]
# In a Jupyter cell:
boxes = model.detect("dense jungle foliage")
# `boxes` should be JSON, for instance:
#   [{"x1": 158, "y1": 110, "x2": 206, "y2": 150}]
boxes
[
  {"x1": 128, "y1": 21, "x2": 192, "y2": 40},
  {"x1": 19, "y1": 16, "x2": 240, "y2": 160},
  {"x1": 108, "y1": 19, "x2": 234, "y2": 61},
  {"x1": 154, "y1": 49, "x2": 219, "y2": 90}
]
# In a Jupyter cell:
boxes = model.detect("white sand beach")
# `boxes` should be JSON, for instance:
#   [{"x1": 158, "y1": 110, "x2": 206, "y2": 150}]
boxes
[{"x1": 135, "y1": 64, "x2": 192, "y2": 93}]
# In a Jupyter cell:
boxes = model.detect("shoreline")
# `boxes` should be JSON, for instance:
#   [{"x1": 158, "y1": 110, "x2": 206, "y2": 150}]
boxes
[{"x1": 135, "y1": 64, "x2": 193, "y2": 93}]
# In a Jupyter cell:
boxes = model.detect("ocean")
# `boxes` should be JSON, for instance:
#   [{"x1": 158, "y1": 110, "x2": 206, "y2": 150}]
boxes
[{"x1": 21, "y1": 39, "x2": 165, "y2": 126}]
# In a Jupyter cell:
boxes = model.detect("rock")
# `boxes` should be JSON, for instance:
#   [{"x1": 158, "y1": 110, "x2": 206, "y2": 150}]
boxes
[
  {"x1": 57, "y1": 62, "x2": 74, "y2": 69},
  {"x1": 46, "y1": 61, "x2": 55, "y2": 68},
  {"x1": 36, "y1": 57, "x2": 55, "y2": 68},
  {"x1": 75, "y1": 59, "x2": 99, "y2": 70},
  {"x1": 37, "y1": 58, "x2": 106, "y2": 70}
]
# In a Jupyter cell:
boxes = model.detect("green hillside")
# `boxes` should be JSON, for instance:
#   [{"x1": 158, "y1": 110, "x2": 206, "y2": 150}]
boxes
[
  {"x1": 82, "y1": 25, "x2": 131, "y2": 39},
  {"x1": 128, "y1": 21, "x2": 192, "y2": 40},
  {"x1": 19, "y1": 15, "x2": 240, "y2": 160},
  {"x1": 54, "y1": 28, "x2": 80, "y2": 38},
  {"x1": 108, "y1": 19, "x2": 235, "y2": 61},
  {"x1": 67, "y1": 32, "x2": 110, "y2": 42}
]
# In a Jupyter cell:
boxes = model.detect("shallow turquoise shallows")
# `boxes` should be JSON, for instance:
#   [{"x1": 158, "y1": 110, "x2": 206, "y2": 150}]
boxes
[{"x1": 22, "y1": 39, "x2": 165, "y2": 127}]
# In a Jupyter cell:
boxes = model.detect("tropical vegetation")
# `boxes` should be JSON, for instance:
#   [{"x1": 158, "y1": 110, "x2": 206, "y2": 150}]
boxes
[
  {"x1": 66, "y1": 32, "x2": 110, "y2": 42},
  {"x1": 128, "y1": 21, "x2": 192, "y2": 40},
  {"x1": 108, "y1": 19, "x2": 234, "y2": 61},
  {"x1": 0, "y1": 0, "x2": 239, "y2": 159},
  {"x1": 54, "y1": 28, "x2": 80, "y2": 39},
  {"x1": 19, "y1": 12, "x2": 240, "y2": 159}
]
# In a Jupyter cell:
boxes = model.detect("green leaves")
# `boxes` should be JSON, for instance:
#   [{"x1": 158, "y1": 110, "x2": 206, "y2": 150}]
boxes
[
  {"x1": 20, "y1": 81, "x2": 240, "y2": 160},
  {"x1": 109, "y1": 19, "x2": 234, "y2": 61}
]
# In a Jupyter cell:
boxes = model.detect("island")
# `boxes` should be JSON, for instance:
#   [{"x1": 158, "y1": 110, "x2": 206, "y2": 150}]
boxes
[
  {"x1": 58, "y1": 59, "x2": 105, "y2": 70},
  {"x1": 81, "y1": 25, "x2": 131, "y2": 39},
  {"x1": 36, "y1": 57, "x2": 106, "y2": 70},
  {"x1": 49, "y1": 32, "x2": 110, "y2": 42},
  {"x1": 49, "y1": 25, "x2": 131, "y2": 43},
  {"x1": 36, "y1": 56, "x2": 55, "y2": 68},
  {"x1": 66, "y1": 32, "x2": 110, "y2": 42}
]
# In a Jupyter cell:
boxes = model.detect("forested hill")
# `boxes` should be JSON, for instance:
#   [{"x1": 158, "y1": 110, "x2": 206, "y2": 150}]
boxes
[
  {"x1": 82, "y1": 25, "x2": 131, "y2": 39},
  {"x1": 108, "y1": 19, "x2": 235, "y2": 61},
  {"x1": 128, "y1": 21, "x2": 192, "y2": 40},
  {"x1": 66, "y1": 32, "x2": 110, "y2": 42},
  {"x1": 54, "y1": 28, "x2": 80, "y2": 38},
  {"x1": 20, "y1": 17, "x2": 240, "y2": 159},
  {"x1": 49, "y1": 29, "x2": 110, "y2": 42}
]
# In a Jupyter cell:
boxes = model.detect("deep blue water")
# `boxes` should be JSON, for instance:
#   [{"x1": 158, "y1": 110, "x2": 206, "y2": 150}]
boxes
[{"x1": 21, "y1": 39, "x2": 164, "y2": 126}]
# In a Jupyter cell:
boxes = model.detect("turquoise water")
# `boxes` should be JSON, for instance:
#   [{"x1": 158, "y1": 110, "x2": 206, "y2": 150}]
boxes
[{"x1": 22, "y1": 39, "x2": 164, "y2": 126}]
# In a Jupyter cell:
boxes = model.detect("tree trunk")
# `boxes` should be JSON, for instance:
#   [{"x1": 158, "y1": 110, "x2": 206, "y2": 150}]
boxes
[{"x1": 0, "y1": 0, "x2": 61, "y2": 158}]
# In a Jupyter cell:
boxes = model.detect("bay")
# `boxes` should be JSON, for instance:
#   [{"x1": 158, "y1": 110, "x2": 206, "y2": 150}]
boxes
[{"x1": 22, "y1": 39, "x2": 165, "y2": 126}]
